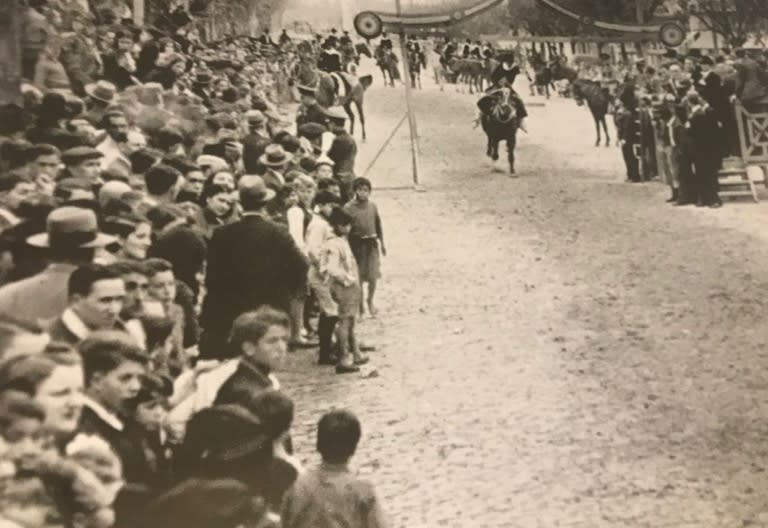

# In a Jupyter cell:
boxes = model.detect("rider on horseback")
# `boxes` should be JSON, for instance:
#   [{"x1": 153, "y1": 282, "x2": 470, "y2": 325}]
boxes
[
  {"x1": 474, "y1": 52, "x2": 528, "y2": 133},
  {"x1": 319, "y1": 36, "x2": 343, "y2": 74}
]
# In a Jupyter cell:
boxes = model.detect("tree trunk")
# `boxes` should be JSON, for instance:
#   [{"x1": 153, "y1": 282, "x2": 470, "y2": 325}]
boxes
[{"x1": 0, "y1": 2, "x2": 22, "y2": 105}]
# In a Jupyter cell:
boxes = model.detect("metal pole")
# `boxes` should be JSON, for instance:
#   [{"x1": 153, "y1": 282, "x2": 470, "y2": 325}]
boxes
[{"x1": 395, "y1": 0, "x2": 422, "y2": 188}]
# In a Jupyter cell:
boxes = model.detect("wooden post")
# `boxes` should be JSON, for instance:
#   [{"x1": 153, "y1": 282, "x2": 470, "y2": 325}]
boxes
[
  {"x1": 395, "y1": 0, "x2": 422, "y2": 188},
  {"x1": 0, "y1": 1, "x2": 22, "y2": 105}
]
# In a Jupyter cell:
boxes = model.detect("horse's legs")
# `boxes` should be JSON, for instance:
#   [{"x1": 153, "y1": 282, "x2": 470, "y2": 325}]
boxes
[
  {"x1": 594, "y1": 115, "x2": 601, "y2": 147},
  {"x1": 602, "y1": 117, "x2": 610, "y2": 146},
  {"x1": 354, "y1": 97, "x2": 366, "y2": 142},
  {"x1": 344, "y1": 102, "x2": 355, "y2": 137},
  {"x1": 506, "y1": 129, "x2": 518, "y2": 174}
]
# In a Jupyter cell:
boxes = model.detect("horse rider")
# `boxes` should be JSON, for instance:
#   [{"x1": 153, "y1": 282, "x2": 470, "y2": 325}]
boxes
[
  {"x1": 475, "y1": 53, "x2": 528, "y2": 132},
  {"x1": 380, "y1": 32, "x2": 393, "y2": 52},
  {"x1": 340, "y1": 30, "x2": 352, "y2": 47},
  {"x1": 279, "y1": 29, "x2": 291, "y2": 47},
  {"x1": 462, "y1": 39, "x2": 472, "y2": 58},
  {"x1": 319, "y1": 35, "x2": 343, "y2": 73}
]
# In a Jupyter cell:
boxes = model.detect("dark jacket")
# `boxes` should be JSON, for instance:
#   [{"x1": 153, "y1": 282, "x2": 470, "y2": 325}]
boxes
[
  {"x1": 696, "y1": 71, "x2": 729, "y2": 122},
  {"x1": 77, "y1": 404, "x2": 154, "y2": 486},
  {"x1": 734, "y1": 57, "x2": 768, "y2": 109},
  {"x1": 295, "y1": 103, "x2": 327, "y2": 129},
  {"x1": 327, "y1": 131, "x2": 357, "y2": 175},
  {"x1": 200, "y1": 214, "x2": 307, "y2": 355},
  {"x1": 242, "y1": 132, "x2": 272, "y2": 174}
]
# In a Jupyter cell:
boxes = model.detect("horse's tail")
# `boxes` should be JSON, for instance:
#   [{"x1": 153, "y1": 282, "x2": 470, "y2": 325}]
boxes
[{"x1": 359, "y1": 75, "x2": 373, "y2": 90}]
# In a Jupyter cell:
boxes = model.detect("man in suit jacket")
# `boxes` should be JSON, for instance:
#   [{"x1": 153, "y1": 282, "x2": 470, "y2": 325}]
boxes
[
  {"x1": 48, "y1": 263, "x2": 129, "y2": 347},
  {"x1": 733, "y1": 49, "x2": 768, "y2": 112},
  {"x1": 687, "y1": 94, "x2": 723, "y2": 208},
  {"x1": 73, "y1": 331, "x2": 153, "y2": 486},
  {"x1": 199, "y1": 175, "x2": 308, "y2": 360}
]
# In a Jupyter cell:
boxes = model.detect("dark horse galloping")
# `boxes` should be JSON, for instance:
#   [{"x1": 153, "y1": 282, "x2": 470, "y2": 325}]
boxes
[
  {"x1": 478, "y1": 87, "x2": 524, "y2": 175},
  {"x1": 571, "y1": 78, "x2": 613, "y2": 147}
]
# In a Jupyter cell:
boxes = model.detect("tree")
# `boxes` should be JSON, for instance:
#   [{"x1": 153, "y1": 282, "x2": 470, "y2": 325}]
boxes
[{"x1": 687, "y1": 0, "x2": 768, "y2": 47}]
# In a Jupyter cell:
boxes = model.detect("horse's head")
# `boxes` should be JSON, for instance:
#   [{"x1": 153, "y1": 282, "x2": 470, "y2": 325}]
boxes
[
  {"x1": 571, "y1": 80, "x2": 586, "y2": 106},
  {"x1": 492, "y1": 87, "x2": 517, "y2": 123}
]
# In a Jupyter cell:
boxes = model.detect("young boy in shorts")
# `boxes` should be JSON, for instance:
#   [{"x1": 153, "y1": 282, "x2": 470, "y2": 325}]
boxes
[{"x1": 343, "y1": 177, "x2": 385, "y2": 318}]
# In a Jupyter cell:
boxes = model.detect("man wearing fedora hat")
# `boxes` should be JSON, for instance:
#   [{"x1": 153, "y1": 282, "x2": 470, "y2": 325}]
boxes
[
  {"x1": 0, "y1": 207, "x2": 116, "y2": 325},
  {"x1": 192, "y1": 71, "x2": 215, "y2": 108},
  {"x1": 199, "y1": 175, "x2": 308, "y2": 360},
  {"x1": 259, "y1": 145, "x2": 293, "y2": 191},
  {"x1": 84, "y1": 80, "x2": 118, "y2": 127}
]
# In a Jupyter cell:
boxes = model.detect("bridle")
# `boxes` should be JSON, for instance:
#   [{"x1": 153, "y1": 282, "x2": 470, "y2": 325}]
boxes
[{"x1": 492, "y1": 86, "x2": 516, "y2": 124}]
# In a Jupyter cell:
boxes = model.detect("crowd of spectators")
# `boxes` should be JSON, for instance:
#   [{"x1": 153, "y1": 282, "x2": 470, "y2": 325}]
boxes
[{"x1": 0, "y1": 2, "x2": 388, "y2": 527}]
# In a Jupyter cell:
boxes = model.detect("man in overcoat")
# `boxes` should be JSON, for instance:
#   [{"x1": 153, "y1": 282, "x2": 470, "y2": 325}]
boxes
[{"x1": 199, "y1": 175, "x2": 308, "y2": 359}]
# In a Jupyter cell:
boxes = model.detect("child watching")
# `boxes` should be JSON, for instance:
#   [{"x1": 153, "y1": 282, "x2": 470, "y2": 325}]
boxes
[
  {"x1": 344, "y1": 177, "x2": 385, "y2": 318},
  {"x1": 325, "y1": 207, "x2": 368, "y2": 374},
  {"x1": 281, "y1": 410, "x2": 387, "y2": 528}
]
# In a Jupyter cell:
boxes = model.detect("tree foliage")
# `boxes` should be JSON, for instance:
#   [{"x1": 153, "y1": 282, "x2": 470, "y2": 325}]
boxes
[{"x1": 688, "y1": 0, "x2": 768, "y2": 46}]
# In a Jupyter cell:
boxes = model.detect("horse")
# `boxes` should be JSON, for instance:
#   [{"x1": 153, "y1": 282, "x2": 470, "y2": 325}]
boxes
[
  {"x1": 478, "y1": 87, "x2": 521, "y2": 175},
  {"x1": 375, "y1": 46, "x2": 399, "y2": 87},
  {"x1": 289, "y1": 59, "x2": 372, "y2": 140},
  {"x1": 571, "y1": 78, "x2": 613, "y2": 146},
  {"x1": 449, "y1": 57, "x2": 485, "y2": 94},
  {"x1": 406, "y1": 47, "x2": 426, "y2": 89}
]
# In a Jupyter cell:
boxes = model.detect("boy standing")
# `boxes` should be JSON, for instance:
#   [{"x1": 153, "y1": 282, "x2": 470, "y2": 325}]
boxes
[
  {"x1": 343, "y1": 178, "x2": 385, "y2": 318},
  {"x1": 325, "y1": 208, "x2": 368, "y2": 374},
  {"x1": 305, "y1": 190, "x2": 341, "y2": 366},
  {"x1": 281, "y1": 410, "x2": 387, "y2": 528}
]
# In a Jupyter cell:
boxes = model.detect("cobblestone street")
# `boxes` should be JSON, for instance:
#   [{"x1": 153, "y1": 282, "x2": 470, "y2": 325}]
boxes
[{"x1": 280, "y1": 67, "x2": 768, "y2": 527}]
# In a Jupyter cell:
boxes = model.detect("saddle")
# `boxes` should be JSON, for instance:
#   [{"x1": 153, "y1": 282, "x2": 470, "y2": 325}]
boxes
[
  {"x1": 330, "y1": 72, "x2": 352, "y2": 99},
  {"x1": 477, "y1": 88, "x2": 518, "y2": 123}
]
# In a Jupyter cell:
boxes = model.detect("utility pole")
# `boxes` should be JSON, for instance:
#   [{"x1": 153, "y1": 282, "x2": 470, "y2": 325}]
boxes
[{"x1": 394, "y1": 0, "x2": 422, "y2": 187}]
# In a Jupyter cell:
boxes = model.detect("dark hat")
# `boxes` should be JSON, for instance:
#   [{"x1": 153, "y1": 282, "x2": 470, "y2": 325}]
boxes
[
  {"x1": 44, "y1": 129, "x2": 86, "y2": 151},
  {"x1": 193, "y1": 72, "x2": 213, "y2": 85},
  {"x1": 61, "y1": 146, "x2": 103, "y2": 166},
  {"x1": 130, "y1": 148, "x2": 163, "y2": 175},
  {"x1": 700, "y1": 55, "x2": 714, "y2": 66},
  {"x1": 220, "y1": 87, "x2": 240, "y2": 103},
  {"x1": 245, "y1": 110, "x2": 266, "y2": 126},
  {"x1": 85, "y1": 80, "x2": 117, "y2": 104},
  {"x1": 38, "y1": 93, "x2": 69, "y2": 121},
  {"x1": 27, "y1": 206, "x2": 116, "y2": 249},
  {"x1": 298, "y1": 155, "x2": 317, "y2": 173},
  {"x1": 0, "y1": 104, "x2": 29, "y2": 136},
  {"x1": 314, "y1": 189, "x2": 340, "y2": 205},
  {"x1": 297, "y1": 122, "x2": 327, "y2": 140},
  {"x1": 686, "y1": 49, "x2": 702, "y2": 59},
  {"x1": 258, "y1": 144, "x2": 293, "y2": 167},
  {"x1": 140, "y1": 478, "x2": 268, "y2": 528}
]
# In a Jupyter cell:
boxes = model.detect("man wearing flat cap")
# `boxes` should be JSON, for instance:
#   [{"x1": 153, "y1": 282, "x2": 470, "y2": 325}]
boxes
[
  {"x1": 297, "y1": 122, "x2": 327, "y2": 156},
  {"x1": 295, "y1": 82, "x2": 328, "y2": 129},
  {"x1": 325, "y1": 107, "x2": 357, "y2": 201},
  {"x1": 200, "y1": 175, "x2": 307, "y2": 360},
  {"x1": 61, "y1": 146, "x2": 104, "y2": 188},
  {"x1": 0, "y1": 206, "x2": 116, "y2": 325}
]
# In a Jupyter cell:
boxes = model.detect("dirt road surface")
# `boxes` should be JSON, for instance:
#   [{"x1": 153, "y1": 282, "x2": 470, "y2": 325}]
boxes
[{"x1": 280, "y1": 65, "x2": 768, "y2": 527}]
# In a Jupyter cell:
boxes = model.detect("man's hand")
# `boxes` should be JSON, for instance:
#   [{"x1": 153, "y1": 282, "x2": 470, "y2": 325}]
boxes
[{"x1": 380, "y1": 243, "x2": 387, "y2": 257}]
